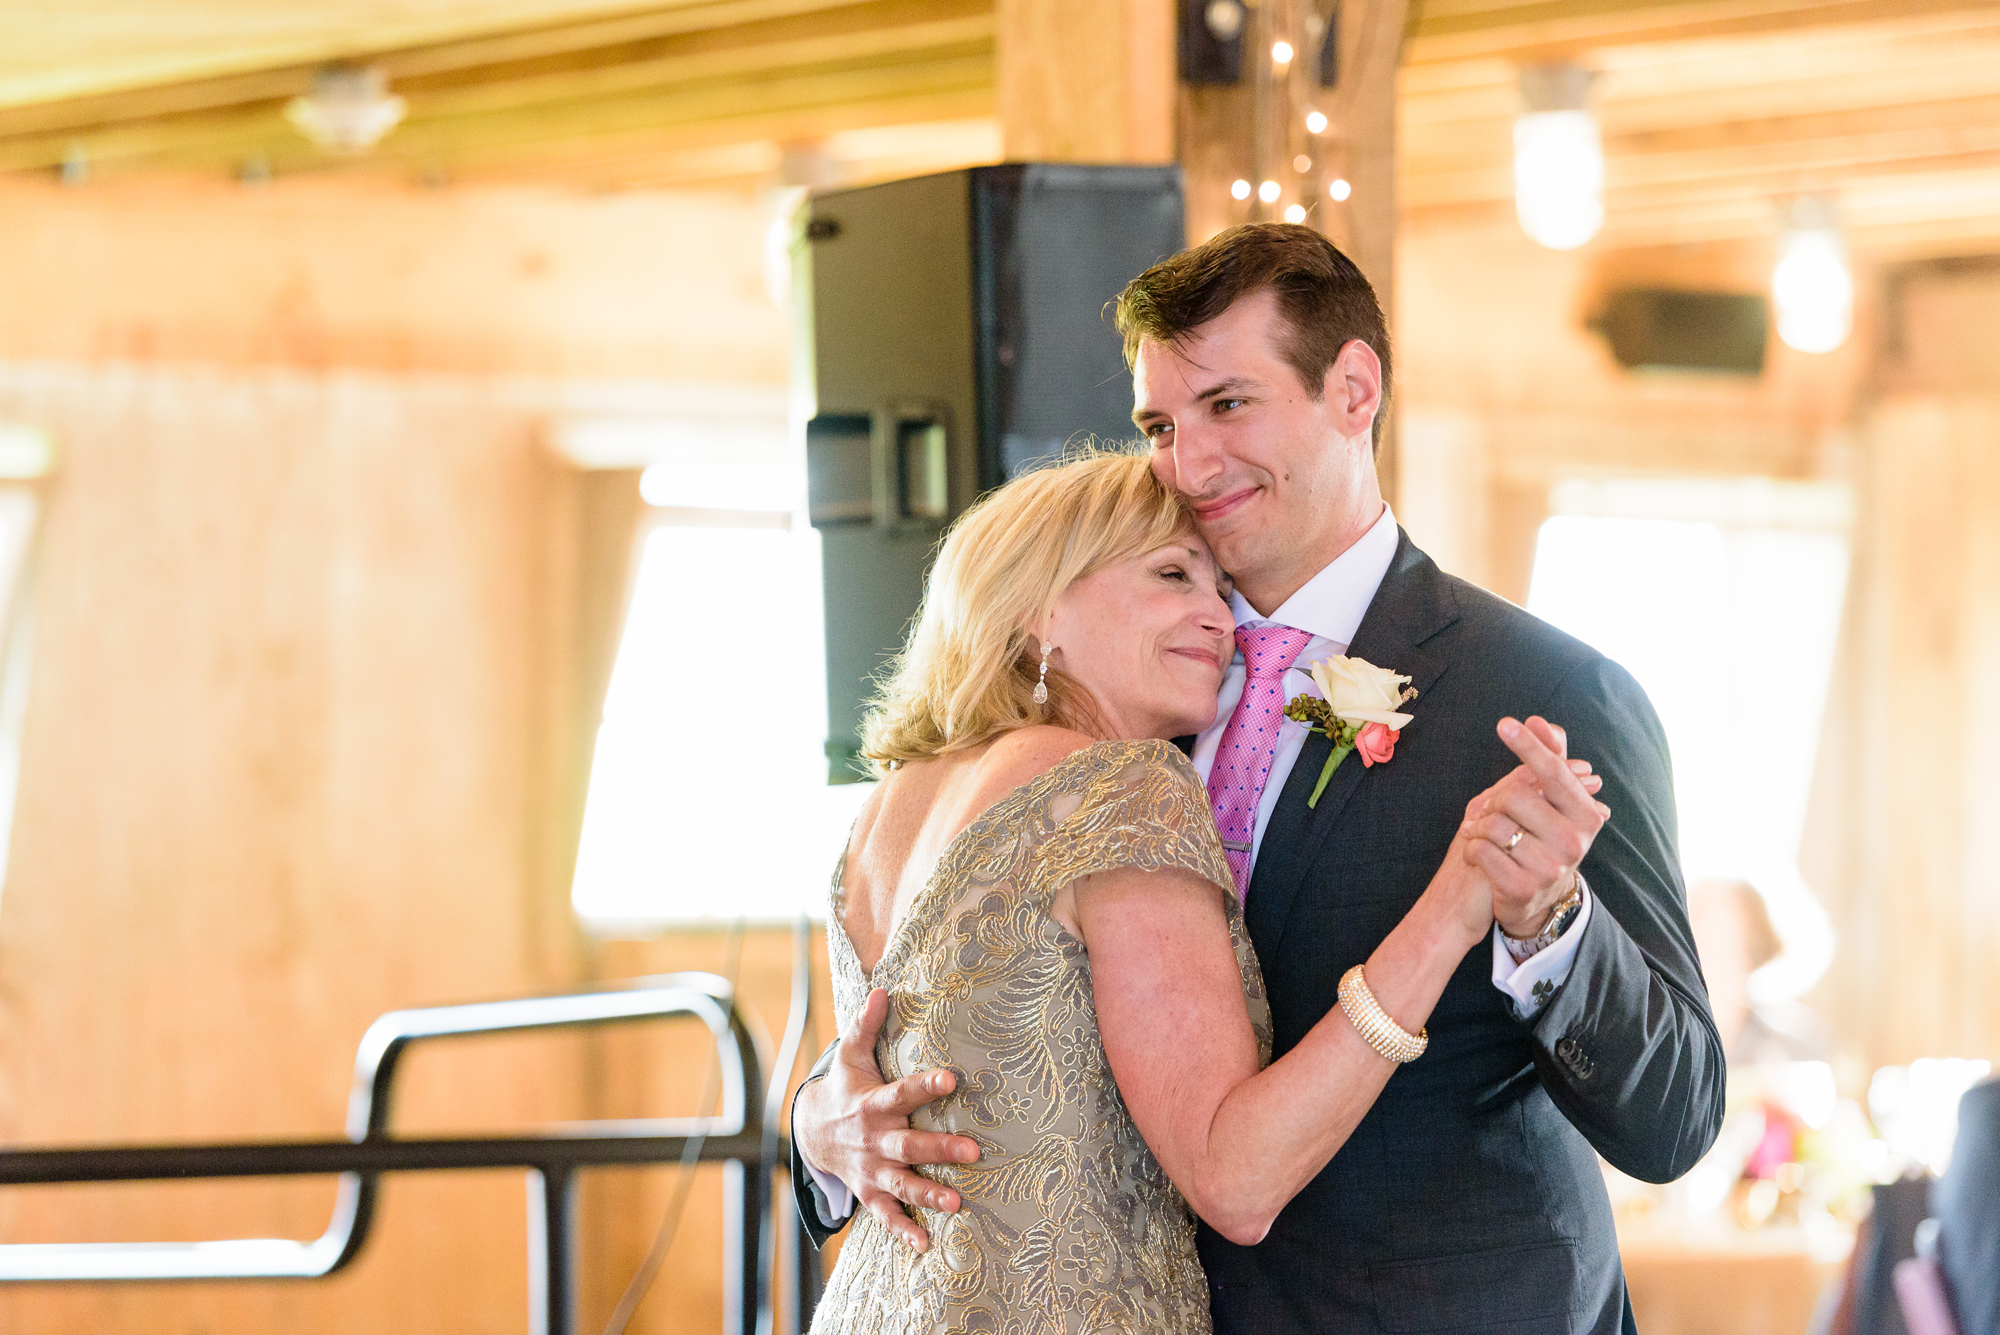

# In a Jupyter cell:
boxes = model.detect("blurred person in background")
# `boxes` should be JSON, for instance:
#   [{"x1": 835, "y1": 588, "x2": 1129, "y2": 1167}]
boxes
[
  {"x1": 1934, "y1": 1076, "x2": 1999, "y2": 1334},
  {"x1": 1688, "y1": 877, "x2": 1835, "y2": 1068}
]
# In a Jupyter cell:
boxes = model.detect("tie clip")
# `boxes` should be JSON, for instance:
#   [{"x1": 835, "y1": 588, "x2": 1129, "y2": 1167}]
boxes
[{"x1": 1220, "y1": 840, "x2": 1251, "y2": 852}]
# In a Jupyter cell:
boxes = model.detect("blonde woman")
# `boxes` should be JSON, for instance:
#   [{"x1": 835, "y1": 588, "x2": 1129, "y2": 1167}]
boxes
[{"x1": 803, "y1": 453, "x2": 1604, "y2": 1335}]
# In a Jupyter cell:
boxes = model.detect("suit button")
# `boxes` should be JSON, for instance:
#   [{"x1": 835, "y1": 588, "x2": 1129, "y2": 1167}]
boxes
[{"x1": 1555, "y1": 1037, "x2": 1579, "y2": 1060}]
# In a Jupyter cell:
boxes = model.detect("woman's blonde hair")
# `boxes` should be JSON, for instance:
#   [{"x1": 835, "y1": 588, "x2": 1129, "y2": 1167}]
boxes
[{"x1": 860, "y1": 450, "x2": 1196, "y2": 770}]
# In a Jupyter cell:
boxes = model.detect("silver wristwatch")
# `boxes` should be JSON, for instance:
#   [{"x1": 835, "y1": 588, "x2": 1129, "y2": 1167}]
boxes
[{"x1": 1502, "y1": 872, "x2": 1586, "y2": 965}]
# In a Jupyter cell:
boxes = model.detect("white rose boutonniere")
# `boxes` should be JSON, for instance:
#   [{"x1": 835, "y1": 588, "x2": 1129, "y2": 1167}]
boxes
[{"x1": 1282, "y1": 655, "x2": 1418, "y2": 807}]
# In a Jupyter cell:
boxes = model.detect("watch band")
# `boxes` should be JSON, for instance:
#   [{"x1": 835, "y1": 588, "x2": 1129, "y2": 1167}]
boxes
[{"x1": 1501, "y1": 873, "x2": 1586, "y2": 964}]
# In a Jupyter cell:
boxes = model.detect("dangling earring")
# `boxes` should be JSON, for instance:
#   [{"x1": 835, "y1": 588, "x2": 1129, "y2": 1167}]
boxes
[{"x1": 1033, "y1": 641, "x2": 1053, "y2": 705}]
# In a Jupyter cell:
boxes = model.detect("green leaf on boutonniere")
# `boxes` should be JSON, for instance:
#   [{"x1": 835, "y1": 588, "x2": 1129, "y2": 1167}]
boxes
[
  {"x1": 1283, "y1": 695, "x2": 1359, "y2": 809},
  {"x1": 1309, "y1": 744, "x2": 1353, "y2": 808}
]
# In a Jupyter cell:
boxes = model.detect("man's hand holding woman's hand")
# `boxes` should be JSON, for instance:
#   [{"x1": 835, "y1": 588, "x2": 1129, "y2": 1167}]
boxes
[
  {"x1": 793, "y1": 986, "x2": 979, "y2": 1253},
  {"x1": 1462, "y1": 716, "x2": 1610, "y2": 938}
]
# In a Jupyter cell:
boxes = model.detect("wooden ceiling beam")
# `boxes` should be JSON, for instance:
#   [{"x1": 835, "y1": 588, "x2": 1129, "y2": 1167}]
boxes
[
  {"x1": 1404, "y1": 0, "x2": 1994, "y2": 65},
  {"x1": 0, "y1": 0, "x2": 993, "y2": 177},
  {"x1": 388, "y1": 50, "x2": 994, "y2": 163},
  {"x1": 1410, "y1": 163, "x2": 2000, "y2": 250},
  {"x1": 1406, "y1": 193, "x2": 2000, "y2": 260},
  {"x1": 0, "y1": 0, "x2": 920, "y2": 138},
  {"x1": 1402, "y1": 29, "x2": 2000, "y2": 137},
  {"x1": 6, "y1": 43, "x2": 993, "y2": 180},
  {"x1": 1403, "y1": 135, "x2": 2000, "y2": 213},
  {"x1": 435, "y1": 101, "x2": 996, "y2": 188},
  {"x1": 402, "y1": 2, "x2": 991, "y2": 120}
]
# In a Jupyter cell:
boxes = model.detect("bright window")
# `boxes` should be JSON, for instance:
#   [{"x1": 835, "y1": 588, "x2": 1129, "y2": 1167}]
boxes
[
  {"x1": 1525, "y1": 477, "x2": 1850, "y2": 999},
  {"x1": 569, "y1": 466, "x2": 873, "y2": 931},
  {"x1": 0, "y1": 423, "x2": 53, "y2": 904}
]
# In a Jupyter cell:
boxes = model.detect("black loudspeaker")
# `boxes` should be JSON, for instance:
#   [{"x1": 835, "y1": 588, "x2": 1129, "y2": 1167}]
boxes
[
  {"x1": 1590, "y1": 288, "x2": 1769, "y2": 375},
  {"x1": 1179, "y1": 0, "x2": 1244, "y2": 85},
  {"x1": 798, "y1": 163, "x2": 1186, "y2": 780}
]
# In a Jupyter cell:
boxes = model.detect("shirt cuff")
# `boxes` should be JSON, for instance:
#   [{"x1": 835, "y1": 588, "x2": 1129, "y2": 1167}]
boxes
[
  {"x1": 804, "y1": 1159, "x2": 855, "y2": 1226},
  {"x1": 1490, "y1": 882, "x2": 1594, "y2": 1019}
]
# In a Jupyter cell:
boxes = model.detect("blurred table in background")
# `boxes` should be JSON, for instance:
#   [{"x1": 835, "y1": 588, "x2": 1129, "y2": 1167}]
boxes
[{"x1": 1619, "y1": 1217, "x2": 1849, "y2": 1335}]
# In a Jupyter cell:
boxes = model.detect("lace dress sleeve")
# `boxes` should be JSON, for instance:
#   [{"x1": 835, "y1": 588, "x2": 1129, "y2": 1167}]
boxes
[
  {"x1": 1034, "y1": 739, "x2": 1271, "y2": 1066},
  {"x1": 1031, "y1": 740, "x2": 1234, "y2": 903}
]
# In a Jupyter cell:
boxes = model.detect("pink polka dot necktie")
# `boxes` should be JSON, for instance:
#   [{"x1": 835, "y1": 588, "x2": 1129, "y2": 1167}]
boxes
[{"x1": 1207, "y1": 623, "x2": 1315, "y2": 900}]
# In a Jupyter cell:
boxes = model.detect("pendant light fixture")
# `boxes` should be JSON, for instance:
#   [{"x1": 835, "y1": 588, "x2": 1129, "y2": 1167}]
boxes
[
  {"x1": 286, "y1": 64, "x2": 407, "y2": 156},
  {"x1": 1772, "y1": 197, "x2": 1853, "y2": 355},
  {"x1": 1513, "y1": 64, "x2": 1604, "y2": 251}
]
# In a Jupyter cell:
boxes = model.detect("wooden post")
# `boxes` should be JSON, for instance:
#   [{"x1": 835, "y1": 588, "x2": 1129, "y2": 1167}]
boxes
[
  {"x1": 996, "y1": 0, "x2": 1176, "y2": 163},
  {"x1": 1179, "y1": 0, "x2": 1407, "y2": 497}
]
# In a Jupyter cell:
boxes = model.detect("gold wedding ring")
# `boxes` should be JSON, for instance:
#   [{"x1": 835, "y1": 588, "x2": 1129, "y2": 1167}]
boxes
[{"x1": 1504, "y1": 829, "x2": 1524, "y2": 853}]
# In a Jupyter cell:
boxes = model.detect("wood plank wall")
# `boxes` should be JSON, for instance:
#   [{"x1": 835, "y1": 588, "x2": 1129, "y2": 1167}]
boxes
[
  {"x1": 0, "y1": 172, "x2": 816, "y2": 1334},
  {"x1": 1799, "y1": 262, "x2": 2000, "y2": 1071}
]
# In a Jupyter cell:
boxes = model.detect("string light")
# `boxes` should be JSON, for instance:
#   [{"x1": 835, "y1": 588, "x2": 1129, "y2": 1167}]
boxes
[
  {"x1": 1283, "y1": 204, "x2": 1307, "y2": 224},
  {"x1": 1231, "y1": 178, "x2": 1252, "y2": 201},
  {"x1": 1257, "y1": 179, "x2": 1281, "y2": 203},
  {"x1": 1305, "y1": 110, "x2": 1328, "y2": 134},
  {"x1": 1293, "y1": 154, "x2": 1312, "y2": 172},
  {"x1": 1272, "y1": 40, "x2": 1295, "y2": 64},
  {"x1": 1329, "y1": 178, "x2": 1352, "y2": 201}
]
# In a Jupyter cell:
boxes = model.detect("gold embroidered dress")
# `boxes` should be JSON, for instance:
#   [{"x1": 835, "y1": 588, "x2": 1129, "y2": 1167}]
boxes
[{"x1": 812, "y1": 739, "x2": 1272, "y2": 1335}]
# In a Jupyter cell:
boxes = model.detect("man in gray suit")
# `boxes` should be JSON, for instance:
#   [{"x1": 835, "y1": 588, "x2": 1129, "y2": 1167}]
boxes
[
  {"x1": 794, "y1": 224, "x2": 1724, "y2": 1333},
  {"x1": 1936, "y1": 1077, "x2": 2000, "y2": 1334}
]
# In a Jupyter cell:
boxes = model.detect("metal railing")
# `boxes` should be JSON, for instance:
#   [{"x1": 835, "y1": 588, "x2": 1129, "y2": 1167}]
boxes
[{"x1": 0, "y1": 971, "x2": 820, "y2": 1335}]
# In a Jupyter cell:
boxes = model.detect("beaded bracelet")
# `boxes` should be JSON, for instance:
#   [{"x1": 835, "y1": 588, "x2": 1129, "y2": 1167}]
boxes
[{"x1": 1337, "y1": 964, "x2": 1428, "y2": 1064}]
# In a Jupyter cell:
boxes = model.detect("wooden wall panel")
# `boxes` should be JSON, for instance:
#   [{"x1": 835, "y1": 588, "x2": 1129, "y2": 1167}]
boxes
[
  {"x1": 1800, "y1": 395, "x2": 2000, "y2": 1069},
  {"x1": 0, "y1": 174, "x2": 799, "y2": 1332},
  {"x1": 0, "y1": 174, "x2": 790, "y2": 382},
  {"x1": 1797, "y1": 264, "x2": 2000, "y2": 1071},
  {"x1": 0, "y1": 361, "x2": 589, "y2": 1332}
]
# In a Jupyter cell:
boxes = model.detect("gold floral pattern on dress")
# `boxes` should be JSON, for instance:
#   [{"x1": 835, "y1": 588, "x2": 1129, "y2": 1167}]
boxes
[{"x1": 813, "y1": 740, "x2": 1272, "y2": 1335}]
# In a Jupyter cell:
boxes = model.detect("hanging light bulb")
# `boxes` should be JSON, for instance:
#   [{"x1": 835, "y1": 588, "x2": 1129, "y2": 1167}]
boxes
[
  {"x1": 1305, "y1": 109, "x2": 1328, "y2": 134},
  {"x1": 1283, "y1": 203, "x2": 1308, "y2": 224},
  {"x1": 1257, "y1": 179, "x2": 1281, "y2": 204},
  {"x1": 1329, "y1": 178, "x2": 1352, "y2": 201},
  {"x1": 1773, "y1": 199, "x2": 1852, "y2": 354},
  {"x1": 1512, "y1": 65, "x2": 1603, "y2": 251},
  {"x1": 1272, "y1": 40, "x2": 1295, "y2": 65},
  {"x1": 286, "y1": 64, "x2": 407, "y2": 155},
  {"x1": 1230, "y1": 178, "x2": 1252, "y2": 201}
]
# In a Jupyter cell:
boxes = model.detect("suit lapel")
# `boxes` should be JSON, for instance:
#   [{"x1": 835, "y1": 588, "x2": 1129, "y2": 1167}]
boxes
[{"x1": 1245, "y1": 531, "x2": 1460, "y2": 959}]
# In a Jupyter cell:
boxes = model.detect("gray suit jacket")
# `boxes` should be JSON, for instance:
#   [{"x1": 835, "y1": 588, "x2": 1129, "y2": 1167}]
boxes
[
  {"x1": 1936, "y1": 1077, "x2": 2000, "y2": 1335},
  {"x1": 1195, "y1": 531, "x2": 1724, "y2": 1334}
]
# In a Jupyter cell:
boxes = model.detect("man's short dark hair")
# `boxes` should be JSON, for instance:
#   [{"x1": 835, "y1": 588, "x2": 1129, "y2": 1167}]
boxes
[{"x1": 1114, "y1": 223, "x2": 1393, "y2": 450}]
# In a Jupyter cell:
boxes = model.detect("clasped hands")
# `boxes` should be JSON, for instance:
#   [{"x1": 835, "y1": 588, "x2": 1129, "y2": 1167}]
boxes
[
  {"x1": 1446, "y1": 715, "x2": 1611, "y2": 943},
  {"x1": 795, "y1": 715, "x2": 1611, "y2": 1252}
]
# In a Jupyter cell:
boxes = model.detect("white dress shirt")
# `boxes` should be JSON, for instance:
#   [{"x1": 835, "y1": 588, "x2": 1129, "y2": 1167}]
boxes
[{"x1": 1185, "y1": 504, "x2": 1588, "y2": 1020}]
